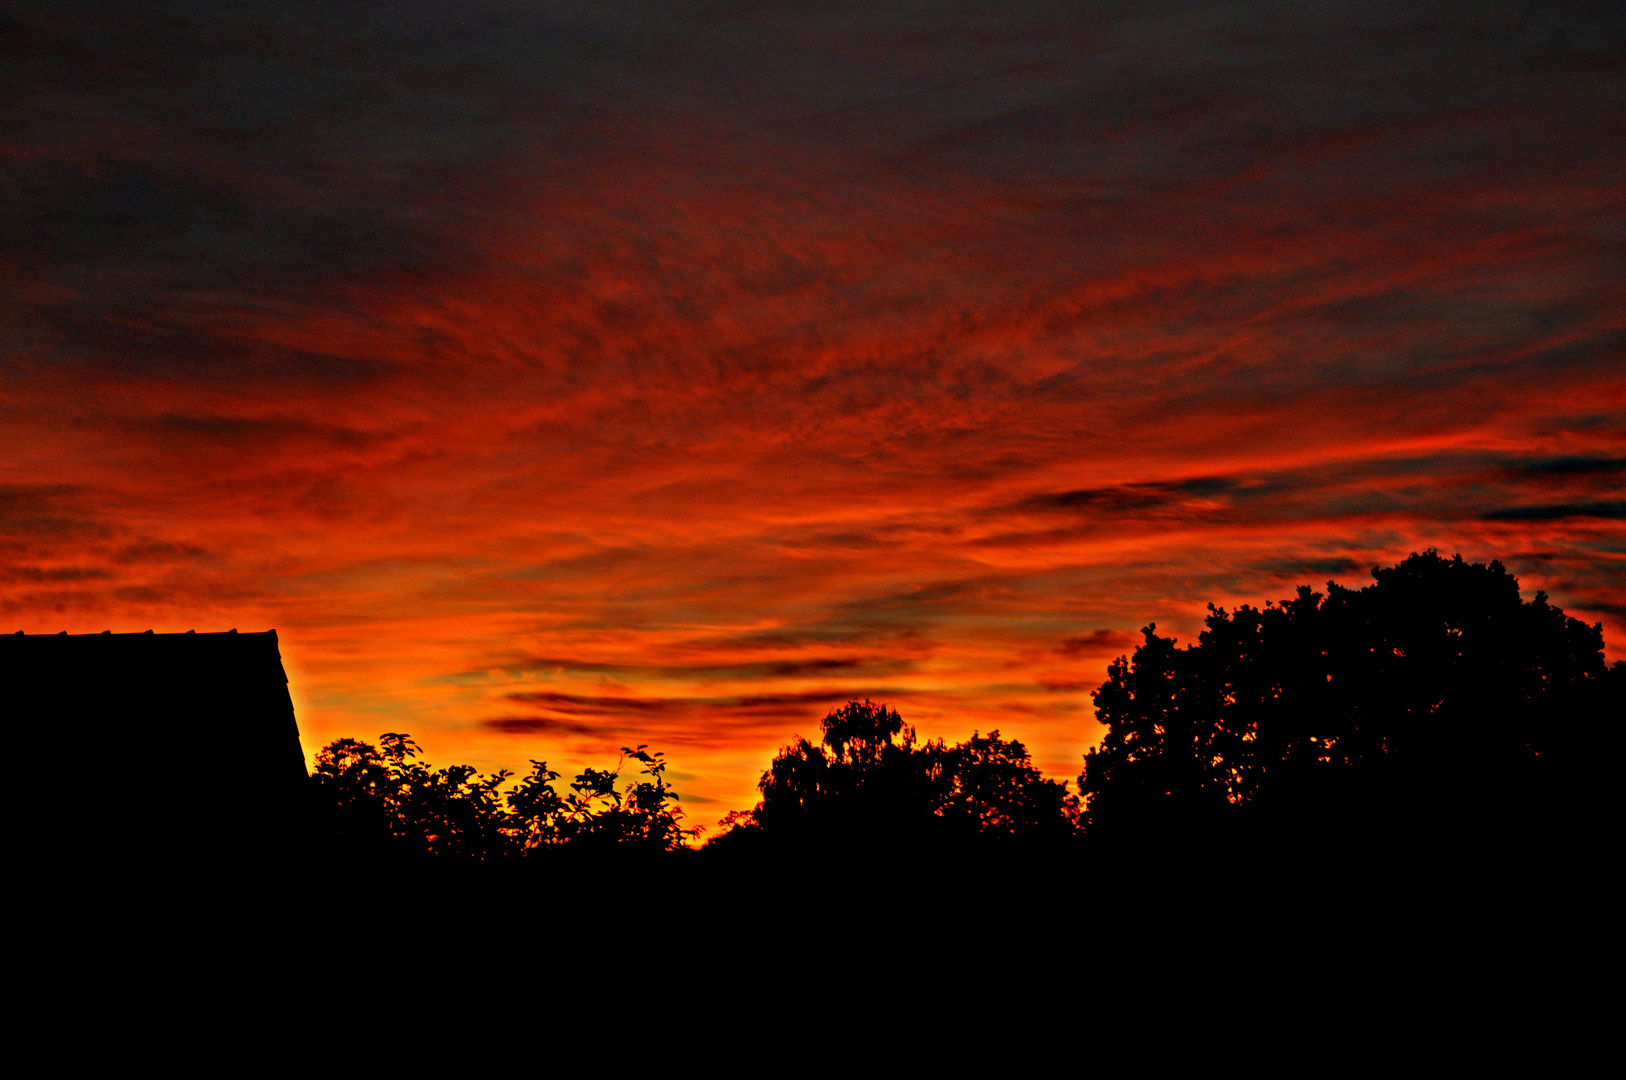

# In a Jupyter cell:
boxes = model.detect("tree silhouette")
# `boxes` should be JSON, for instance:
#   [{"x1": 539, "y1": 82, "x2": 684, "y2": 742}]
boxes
[
  {"x1": 1078, "y1": 551, "x2": 1621, "y2": 845},
  {"x1": 529, "y1": 745, "x2": 691, "y2": 850},
  {"x1": 937, "y1": 729, "x2": 1077, "y2": 840},
  {"x1": 311, "y1": 736, "x2": 691, "y2": 859},
  {"x1": 311, "y1": 733, "x2": 513, "y2": 859},
  {"x1": 309, "y1": 736, "x2": 397, "y2": 853},
  {"x1": 712, "y1": 699, "x2": 1077, "y2": 851}
]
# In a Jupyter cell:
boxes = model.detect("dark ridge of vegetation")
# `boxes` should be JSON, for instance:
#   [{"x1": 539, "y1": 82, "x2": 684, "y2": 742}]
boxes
[{"x1": 305, "y1": 551, "x2": 1622, "y2": 864}]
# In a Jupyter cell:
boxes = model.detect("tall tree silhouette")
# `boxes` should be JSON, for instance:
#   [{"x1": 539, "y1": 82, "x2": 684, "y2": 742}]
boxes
[
  {"x1": 1079, "y1": 551, "x2": 1620, "y2": 844},
  {"x1": 752, "y1": 700, "x2": 941, "y2": 844},
  {"x1": 713, "y1": 699, "x2": 1076, "y2": 850}
]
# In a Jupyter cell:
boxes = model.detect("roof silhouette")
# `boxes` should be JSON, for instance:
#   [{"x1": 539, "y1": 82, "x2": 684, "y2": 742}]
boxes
[{"x1": 3, "y1": 629, "x2": 309, "y2": 863}]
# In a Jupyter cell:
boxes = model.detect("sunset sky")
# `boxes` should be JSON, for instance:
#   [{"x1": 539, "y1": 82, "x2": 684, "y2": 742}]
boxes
[{"x1": 5, "y1": 1, "x2": 1623, "y2": 827}]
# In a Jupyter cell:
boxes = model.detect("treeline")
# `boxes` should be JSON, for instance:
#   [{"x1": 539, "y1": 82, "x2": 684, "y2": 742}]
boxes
[
  {"x1": 310, "y1": 708, "x2": 1071, "y2": 859},
  {"x1": 311, "y1": 736, "x2": 691, "y2": 859},
  {"x1": 310, "y1": 552, "x2": 1622, "y2": 861}
]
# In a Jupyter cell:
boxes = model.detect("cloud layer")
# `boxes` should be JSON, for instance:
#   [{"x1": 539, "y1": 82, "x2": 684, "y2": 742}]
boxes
[{"x1": 4, "y1": 1, "x2": 1623, "y2": 819}]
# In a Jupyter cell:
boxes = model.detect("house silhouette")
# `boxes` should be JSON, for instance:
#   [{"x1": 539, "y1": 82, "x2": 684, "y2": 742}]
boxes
[{"x1": 3, "y1": 629, "x2": 309, "y2": 863}]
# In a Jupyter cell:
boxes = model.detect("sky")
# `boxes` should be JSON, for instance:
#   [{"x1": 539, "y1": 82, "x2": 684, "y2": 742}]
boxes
[{"x1": 4, "y1": 1, "x2": 1623, "y2": 828}]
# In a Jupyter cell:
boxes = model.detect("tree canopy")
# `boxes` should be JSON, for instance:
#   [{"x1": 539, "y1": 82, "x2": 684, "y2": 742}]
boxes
[
  {"x1": 1078, "y1": 550, "x2": 1621, "y2": 844},
  {"x1": 709, "y1": 699, "x2": 1077, "y2": 852}
]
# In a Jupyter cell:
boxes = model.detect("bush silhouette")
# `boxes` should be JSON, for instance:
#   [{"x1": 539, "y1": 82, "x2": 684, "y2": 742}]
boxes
[{"x1": 310, "y1": 737, "x2": 691, "y2": 860}]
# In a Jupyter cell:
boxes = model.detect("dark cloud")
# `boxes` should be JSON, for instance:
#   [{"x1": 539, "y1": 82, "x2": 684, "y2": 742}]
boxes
[
  {"x1": 1054, "y1": 630, "x2": 1135, "y2": 656},
  {"x1": 1018, "y1": 478, "x2": 1236, "y2": 515},
  {"x1": 0, "y1": 483, "x2": 81, "y2": 515},
  {"x1": 1483, "y1": 502, "x2": 1626, "y2": 522},
  {"x1": 482, "y1": 688, "x2": 945, "y2": 752},
  {"x1": 482, "y1": 716, "x2": 604, "y2": 738},
  {"x1": 113, "y1": 542, "x2": 209, "y2": 564},
  {"x1": 1251, "y1": 557, "x2": 1365, "y2": 580},
  {"x1": 504, "y1": 654, "x2": 916, "y2": 681},
  {"x1": 687, "y1": 628, "x2": 939, "y2": 654},
  {"x1": 506, "y1": 688, "x2": 912, "y2": 715},
  {"x1": 0, "y1": 484, "x2": 105, "y2": 542},
  {"x1": 729, "y1": 691, "x2": 907, "y2": 709},
  {"x1": 508, "y1": 691, "x2": 674, "y2": 713},
  {"x1": 1517, "y1": 457, "x2": 1626, "y2": 477},
  {"x1": 0, "y1": 565, "x2": 110, "y2": 584}
]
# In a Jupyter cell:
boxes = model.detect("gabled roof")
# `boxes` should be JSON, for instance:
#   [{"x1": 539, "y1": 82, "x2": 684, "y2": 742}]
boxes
[{"x1": 3, "y1": 629, "x2": 310, "y2": 858}]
